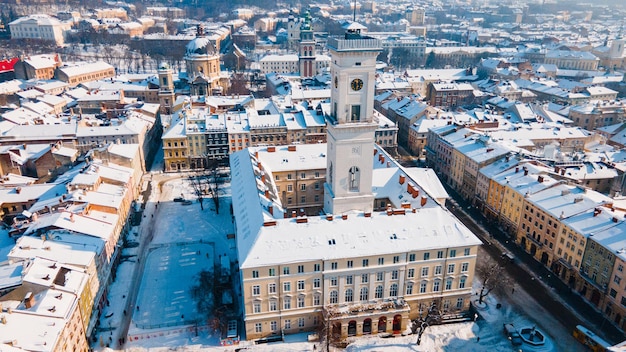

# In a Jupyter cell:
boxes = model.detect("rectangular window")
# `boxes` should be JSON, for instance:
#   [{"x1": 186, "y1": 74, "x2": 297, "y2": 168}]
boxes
[
  {"x1": 330, "y1": 277, "x2": 337, "y2": 286},
  {"x1": 409, "y1": 253, "x2": 416, "y2": 262},
  {"x1": 314, "y1": 264, "x2": 321, "y2": 272},
  {"x1": 408, "y1": 268, "x2": 415, "y2": 278},
  {"x1": 252, "y1": 285, "x2": 260, "y2": 296},
  {"x1": 456, "y1": 298, "x2": 464, "y2": 309},
  {"x1": 269, "y1": 283, "x2": 276, "y2": 294},
  {"x1": 298, "y1": 296, "x2": 305, "y2": 308},
  {"x1": 421, "y1": 267, "x2": 429, "y2": 277},
  {"x1": 459, "y1": 277, "x2": 466, "y2": 289},
  {"x1": 284, "y1": 319, "x2": 291, "y2": 329},
  {"x1": 298, "y1": 280, "x2": 305, "y2": 290},
  {"x1": 252, "y1": 270, "x2": 259, "y2": 278},
  {"x1": 376, "y1": 272, "x2": 383, "y2": 281},
  {"x1": 347, "y1": 260, "x2": 353, "y2": 268},
  {"x1": 255, "y1": 323, "x2": 262, "y2": 333},
  {"x1": 314, "y1": 294, "x2": 321, "y2": 305},
  {"x1": 393, "y1": 255, "x2": 400, "y2": 263},
  {"x1": 447, "y1": 264, "x2": 455, "y2": 274},
  {"x1": 449, "y1": 250, "x2": 456, "y2": 258},
  {"x1": 283, "y1": 282, "x2": 291, "y2": 292},
  {"x1": 300, "y1": 184, "x2": 306, "y2": 191},
  {"x1": 269, "y1": 268, "x2": 276, "y2": 276},
  {"x1": 437, "y1": 251, "x2": 444, "y2": 259},
  {"x1": 363, "y1": 259, "x2": 369, "y2": 267},
  {"x1": 420, "y1": 282, "x2": 427, "y2": 293},
  {"x1": 283, "y1": 267, "x2": 290, "y2": 275},
  {"x1": 284, "y1": 298, "x2": 291, "y2": 310},
  {"x1": 346, "y1": 275, "x2": 353, "y2": 285},
  {"x1": 378, "y1": 257, "x2": 384, "y2": 265},
  {"x1": 331, "y1": 262, "x2": 338, "y2": 270},
  {"x1": 253, "y1": 303, "x2": 261, "y2": 313},
  {"x1": 299, "y1": 317, "x2": 305, "y2": 327},
  {"x1": 350, "y1": 104, "x2": 361, "y2": 121},
  {"x1": 424, "y1": 252, "x2": 430, "y2": 260},
  {"x1": 392, "y1": 270, "x2": 399, "y2": 280},
  {"x1": 435, "y1": 266, "x2": 442, "y2": 275},
  {"x1": 301, "y1": 172, "x2": 306, "y2": 179},
  {"x1": 461, "y1": 263, "x2": 469, "y2": 272},
  {"x1": 433, "y1": 281, "x2": 440, "y2": 292},
  {"x1": 362, "y1": 274, "x2": 369, "y2": 283},
  {"x1": 464, "y1": 248, "x2": 470, "y2": 256}
]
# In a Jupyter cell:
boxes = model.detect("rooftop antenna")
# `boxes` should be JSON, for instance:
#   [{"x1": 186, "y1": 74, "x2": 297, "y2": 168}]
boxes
[{"x1": 353, "y1": 0, "x2": 357, "y2": 22}]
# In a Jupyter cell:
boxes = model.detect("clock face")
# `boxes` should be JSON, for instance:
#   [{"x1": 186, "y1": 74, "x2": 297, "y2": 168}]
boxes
[{"x1": 350, "y1": 78, "x2": 363, "y2": 91}]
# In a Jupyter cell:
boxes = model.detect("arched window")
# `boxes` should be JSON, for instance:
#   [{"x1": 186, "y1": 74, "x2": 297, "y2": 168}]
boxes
[
  {"x1": 389, "y1": 283, "x2": 398, "y2": 297},
  {"x1": 360, "y1": 287, "x2": 369, "y2": 301},
  {"x1": 349, "y1": 166, "x2": 360, "y2": 192},
  {"x1": 330, "y1": 290, "x2": 338, "y2": 304},
  {"x1": 375, "y1": 285, "x2": 383, "y2": 299},
  {"x1": 345, "y1": 288, "x2": 353, "y2": 302}
]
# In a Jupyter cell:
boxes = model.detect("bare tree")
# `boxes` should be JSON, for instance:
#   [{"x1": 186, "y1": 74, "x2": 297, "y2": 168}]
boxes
[
  {"x1": 318, "y1": 307, "x2": 342, "y2": 351},
  {"x1": 475, "y1": 251, "x2": 513, "y2": 305},
  {"x1": 411, "y1": 300, "x2": 441, "y2": 345}
]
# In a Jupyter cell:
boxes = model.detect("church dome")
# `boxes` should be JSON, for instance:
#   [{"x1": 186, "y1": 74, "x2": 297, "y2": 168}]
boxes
[
  {"x1": 185, "y1": 24, "x2": 217, "y2": 56},
  {"x1": 186, "y1": 36, "x2": 217, "y2": 56}
]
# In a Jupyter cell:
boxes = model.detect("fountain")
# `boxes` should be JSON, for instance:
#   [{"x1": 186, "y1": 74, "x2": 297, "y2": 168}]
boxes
[{"x1": 519, "y1": 325, "x2": 546, "y2": 346}]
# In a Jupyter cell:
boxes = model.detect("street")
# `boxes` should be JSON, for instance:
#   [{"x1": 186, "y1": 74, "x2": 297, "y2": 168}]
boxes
[{"x1": 446, "y1": 194, "x2": 625, "y2": 347}]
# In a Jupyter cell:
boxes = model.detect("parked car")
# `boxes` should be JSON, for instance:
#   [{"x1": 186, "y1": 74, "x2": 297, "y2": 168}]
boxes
[{"x1": 503, "y1": 323, "x2": 523, "y2": 346}]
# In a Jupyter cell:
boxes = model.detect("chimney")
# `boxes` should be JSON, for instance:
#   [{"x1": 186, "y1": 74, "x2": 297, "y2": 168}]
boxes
[
  {"x1": 594, "y1": 208, "x2": 601, "y2": 217},
  {"x1": 291, "y1": 210, "x2": 297, "y2": 218},
  {"x1": 373, "y1": 149, "x2": 378, "y2": 156},
  {"x1": 15, "y1": 187, "x2": 21, "y2": 194},
  {"x1": 515, "y1": 167, "x2": 519, "y2": 173},
  {"x1": 399, "y1": 174, "x2": 406, "y2": 185},
  {"x1": 69, "y1": 213, "x2": 75, "y2": 222},
  {"x1": 264, "y1": 189, "x2": 270, "y2": 198},
  {"x1": 341, "y1": 214, "x2": 348, "y2": 220},
  {"x1": 267, "y1": 146, "x2": 276, "y2": 152},
  {"x1": 555, "y1": 166, "x2": 559, "y2": 173},
  {"x1": 387, "y1": 204, "x2": 393, "y2": 216},
  {"x1": 407, "y1": 182, "x2": 414, "y2": 194},
  {"x1": 380, "y1": 156, "x2": 385, "y2": 164},
  {"x1": 261, "y1": 172, "x2": 266, "y2": 183},
  {"x1": 0, "y1": 315, "x2": 5, "y2": 324},
  {"x1": 387, "y1": 161, "x2": 391, "y2": 168},
  {"x1": 364, "y1": 212, "x2": 372, "y2": 217},
  {"x1": 268, "y1": 204, "x2": 273, "y2": 215},
  {"x1": 421, "y1": 196, "x2": 428, "y2": 207},
  {"x1": 24, "y1": 292, "x2": 34, "y2": 309},
  {"x1": 524, "y1": 168, "x2": 528, "y2": 176},
  {"x1": 613, "y1": 217, "x2": 618, "y2": 223},
  {"x1": 299, "y1": 208, "x2": 305, "y2": 217},
  {"x1": 287, "y1": 145, "x2": 297, "y2": 152},
  {"x1": 254, "y1": 151, "x2": 259, "y2": 159},
  {"x1": 284, "y1": 212, "x2": 289, "y2": 219},
  {"x1": 412, "y1": 188, "x2": 419, "y2": 198},
  {"x1": 538, "y1": 175, "x2": 544, "y2": 183},
  {"x1": 326, "y1": 214, "x2": 333, "y2": 221},
  {"x1": 561, "y1": 169, "x2": 565, "y2": 175}
]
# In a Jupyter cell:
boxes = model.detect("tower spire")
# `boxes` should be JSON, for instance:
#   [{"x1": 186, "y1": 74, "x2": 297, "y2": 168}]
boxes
[{"x1": 353, "y1": 0, "x2": 357, "y2": 22}]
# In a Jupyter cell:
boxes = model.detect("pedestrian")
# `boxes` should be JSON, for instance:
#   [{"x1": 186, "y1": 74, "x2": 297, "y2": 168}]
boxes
[
  {"x1": 511, "y1": 287, "x2": 515, "y2": 294},
  {"x1": 137, "y1": 305, "x2": 140, "y2": 311},
  {"x1": 123, "y1": 309, "x2": 127, "y2": 316},
  {"x1": 477, "y1": 336, "x2": 480, "y2": 342}
]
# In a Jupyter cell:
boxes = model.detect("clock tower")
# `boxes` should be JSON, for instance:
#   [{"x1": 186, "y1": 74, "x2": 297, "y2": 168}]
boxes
[{"x1": 324, "y1": 26, "x2": 382, "y2": 215}]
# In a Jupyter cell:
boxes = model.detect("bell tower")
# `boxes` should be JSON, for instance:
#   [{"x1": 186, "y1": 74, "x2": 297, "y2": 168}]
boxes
[
  {"x1": 323, "y1": 25, "x2": 382, "y2": 215},
  {"x1": 158, "y1": 63, "x2": 175, "y2": 114}
]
